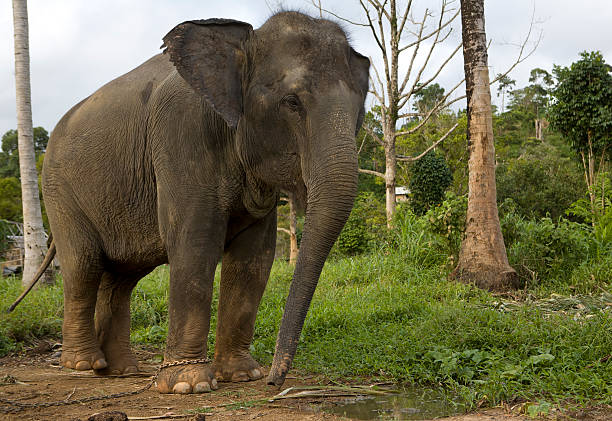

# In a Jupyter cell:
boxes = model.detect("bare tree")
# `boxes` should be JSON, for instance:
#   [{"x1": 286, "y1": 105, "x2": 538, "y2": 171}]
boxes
[
  {"x1": 314, "y1": 1, "x2": 537, "y2": 227},
  {"x1": 358, "y1": 0, "x2": 462, "y2": 226},
  {"x1": 12, "y1": 0, "x2": 50, "y2": 286},
  {"x1": 451, "y1": 0, "x2": 518, "y2": 291},
  {"x1": 277, "y1": 194, "x2": 299, "y2": 265},
  {"x1": 314, "y1": 0, "x2": 465, "y2": 226}
]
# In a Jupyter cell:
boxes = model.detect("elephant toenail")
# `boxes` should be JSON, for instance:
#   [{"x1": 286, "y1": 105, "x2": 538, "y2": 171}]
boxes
[
  {"x1": 248, "y1": 368, "x2": 262, "y2": 379},
  {"x1": 194, "y1": 382, "x2": 211, "y2": 393},
  {"x1": 231, "y1": 371, "x2": 249, "y2": 382},
  {"x1": 211, "y1": 378, "x2": 218, "y2": 389},
  {"x1": 92, "y1": 359, "x2": 108, "y2": 370},
  {"x1": 75, "y1": 361, "x2": 92, "y2": 370},
  {"x1": 173, "y1": 382, "x2": 192, "y2": 394},
  {"x1": 124, "y1": 366, "x2": 138, "y2": 374}
]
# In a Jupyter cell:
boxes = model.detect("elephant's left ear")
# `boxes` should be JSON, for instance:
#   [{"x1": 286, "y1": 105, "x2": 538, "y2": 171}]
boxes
[
  {"x1": 349, "y1": 48, "x2": 370, "y2": 135},
  {"x1": 163, "y1": 19, "x2": 253, "y2": 129}
]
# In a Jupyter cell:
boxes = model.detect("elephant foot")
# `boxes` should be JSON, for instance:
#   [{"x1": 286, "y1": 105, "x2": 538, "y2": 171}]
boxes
[
  {"x1": 156, "y1": 361, "x2": 218, "y2": 394},
  {"x1": 94, "y1": 350, "x2": 139, "y2": 375},
  {"x1": 212, "y1": 354, "x2": 264, "y2": 382},
  {"x1": 61, "y1": 347, "x2": 107, "y2": 371}
]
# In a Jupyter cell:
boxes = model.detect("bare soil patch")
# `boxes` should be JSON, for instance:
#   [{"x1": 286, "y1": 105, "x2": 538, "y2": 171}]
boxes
[{"x1": 0, "y1": 343, "x2": 608, "y2": 421}]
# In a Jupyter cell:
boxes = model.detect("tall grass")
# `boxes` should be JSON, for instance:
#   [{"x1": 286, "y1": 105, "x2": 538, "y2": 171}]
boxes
[{"x1": 1, "y1": 252, "x2": 609, "y2": 407}]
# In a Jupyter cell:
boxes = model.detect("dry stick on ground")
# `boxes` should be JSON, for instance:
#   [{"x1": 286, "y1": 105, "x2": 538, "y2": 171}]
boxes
[{"x1": 313, "y1": 0, "x2": 539, "y2": 227}]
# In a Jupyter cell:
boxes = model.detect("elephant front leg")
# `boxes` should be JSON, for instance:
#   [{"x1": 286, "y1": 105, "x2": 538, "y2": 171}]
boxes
[
  {"x1": 156, "y1": 239, "x2": 223, "y2": 394},
  {"x1": 213, "y1": 210, "x2": 276, "y2": 382}
]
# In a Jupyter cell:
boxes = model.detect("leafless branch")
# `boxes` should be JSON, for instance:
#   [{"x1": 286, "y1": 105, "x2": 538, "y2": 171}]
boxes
[
  {"x1": 309, "y1": 0, "x2": 369, "y2": 26},
  {"x1": 362, "y1": 124, "x2": 386, "y2": 146},
  {"x1": 277, "y1": 227, "x2": 291, "y2": 235},
  {"x1": 359, "y1": 168, "x2": 385, "y2": 178},
  {"x1": 395, "y1": 77, "x2": 465, "y2": 138},
  {"x1": 489, "y1": 5, "x2": 542, "y2": 86},
  {"x1": 398, "y1": 112, "x2": 421, "y2": 119},
  {"x1": 397, "y1": 0, "x2": 413, "y2": 37},
  {"x1": 397, "y1": 122, "x2": 459, "y2": 161},
  {"x1": 369, "y1": 60, "x2": 386, "y2": 104},
  {"x1": 359, "y1": 0, "x2": 385, "y2": 53},
  {"x1": 401, "y1": 7, "x2": 429, "y2": 95},
  {"x1": 399, "y1": 41, "x2": 462, "y2": 110},
  {"x1": 399, "y1": 7, "x2": 460, "y2": 52}
]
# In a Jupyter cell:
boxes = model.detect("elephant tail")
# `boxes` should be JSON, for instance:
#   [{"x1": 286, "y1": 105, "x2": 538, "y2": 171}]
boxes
[{"x1": 7, "y1": 235, "x2": 56, "y2": 313}]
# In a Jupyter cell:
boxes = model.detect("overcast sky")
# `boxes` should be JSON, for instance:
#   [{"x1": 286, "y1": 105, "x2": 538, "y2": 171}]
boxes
[{"x1": 1, "y1": 0, "x2": 612, "y2": 136}]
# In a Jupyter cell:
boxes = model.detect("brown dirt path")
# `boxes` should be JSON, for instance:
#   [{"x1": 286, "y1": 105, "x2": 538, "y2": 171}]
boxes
[{"x1": 0, "y1": 344, "x2": 608, "y2": 421}]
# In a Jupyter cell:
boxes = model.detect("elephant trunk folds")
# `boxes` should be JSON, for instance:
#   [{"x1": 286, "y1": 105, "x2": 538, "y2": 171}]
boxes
[{"x1": 267, "y1": 108, "x2": 358, "y2": 386}]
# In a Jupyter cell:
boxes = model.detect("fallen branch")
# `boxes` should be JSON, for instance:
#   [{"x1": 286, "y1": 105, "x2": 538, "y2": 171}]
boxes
[{"x1": 128, "y1": 414, "x2": 188, "y2": 420}]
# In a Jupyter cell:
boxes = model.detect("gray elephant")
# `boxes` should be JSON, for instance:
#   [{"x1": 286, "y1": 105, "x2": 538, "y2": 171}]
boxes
[{"x1": 35, "y1": 11, "x2": 369, "y2": 394}]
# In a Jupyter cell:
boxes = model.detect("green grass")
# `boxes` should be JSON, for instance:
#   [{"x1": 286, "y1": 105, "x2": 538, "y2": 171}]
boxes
[{"x1": 1, "y1": 252, "x2": 610, "y2": 409}]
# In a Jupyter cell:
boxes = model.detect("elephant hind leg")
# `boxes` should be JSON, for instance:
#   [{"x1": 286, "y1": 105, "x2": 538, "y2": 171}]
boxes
[{"x1": 94, "y1": 270, "x2": 147, "y2": 375}]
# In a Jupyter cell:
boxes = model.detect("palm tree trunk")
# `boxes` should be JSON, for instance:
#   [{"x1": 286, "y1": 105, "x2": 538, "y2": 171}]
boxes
[
  {"x1": 452, "y1": 0, "x2": 518, "y2": 291},
  {"x1": 12, "y1": 0, "x2": 49, "y2": 286}
]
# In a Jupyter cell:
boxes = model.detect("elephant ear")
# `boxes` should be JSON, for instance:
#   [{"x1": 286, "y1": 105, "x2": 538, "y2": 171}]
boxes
[
  {"x1": 349, "y1": 48, "x2": 370, "y2": 135},
  {"x1": 162, "y1": 19, "x2": 253, "y2": 129}
]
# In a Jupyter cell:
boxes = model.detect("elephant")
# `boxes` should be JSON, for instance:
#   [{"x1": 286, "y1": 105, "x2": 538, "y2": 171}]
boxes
[{"x1": 37, "y1": 11, "x2": 369, "y2": 394}]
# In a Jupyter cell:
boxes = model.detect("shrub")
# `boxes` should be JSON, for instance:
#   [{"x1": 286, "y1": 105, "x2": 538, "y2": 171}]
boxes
[
  {"x1": 496, "y1": 142, "x2": 583, "y2": 220},
  {"x1": 501, "y1": 215, "x2": 592, "y2": 285},
  {"x1": 409, "y1": 151, "x2": 453, "y2": 215},
  {"x1": 335, "y1": 192, "x2": 386, "y2": 256},
  {"x1": 423, "y1": 192, "x2": 468, "y2": 263}
]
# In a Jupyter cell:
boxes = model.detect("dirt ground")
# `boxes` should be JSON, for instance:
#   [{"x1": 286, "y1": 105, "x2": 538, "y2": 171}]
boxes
[{"x1": 0, "y1": 343, "x2": 609, "y2": 421}]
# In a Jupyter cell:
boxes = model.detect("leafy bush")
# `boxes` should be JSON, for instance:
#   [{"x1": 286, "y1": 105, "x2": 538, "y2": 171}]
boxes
[
  {"x1": 496, "y1": 141, "x2": 583, "y2": 220},
  {"x1": 501, "y1": 215, "x2": 592, "y2": 285},
  {"x1": 335, "y1": 192, "x2": 386, "y2": 256},
  {"x1": 409, "y1": 151, "x2": 453, "y2": 215},
  {"x1": 423, "y1": 192, "x2": 468, "y2": 263}
]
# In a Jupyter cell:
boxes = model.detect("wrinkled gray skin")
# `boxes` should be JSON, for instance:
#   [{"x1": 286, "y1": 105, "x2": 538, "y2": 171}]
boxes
[{"x1": 43, "y1": 12, "x2": 369, "y2": 394}]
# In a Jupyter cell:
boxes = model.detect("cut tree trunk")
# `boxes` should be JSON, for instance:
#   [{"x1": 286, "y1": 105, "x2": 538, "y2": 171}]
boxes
[
  {"x1": 12, "y1": 0, "x2": 50, "y2": 286},
  {"x1": 452, "y1": 0, "x2": 518, "y2": 291}
]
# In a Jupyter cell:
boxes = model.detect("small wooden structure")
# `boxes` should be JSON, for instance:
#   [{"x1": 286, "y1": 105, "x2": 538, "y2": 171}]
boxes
[{"x1": 1, "y1": 220, "x2": 25, "y2": 276}]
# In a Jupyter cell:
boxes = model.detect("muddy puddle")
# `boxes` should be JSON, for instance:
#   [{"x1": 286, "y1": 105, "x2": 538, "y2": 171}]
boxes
[{"x1": 327, "y1": 386, "x2": 466, "y2": 420}]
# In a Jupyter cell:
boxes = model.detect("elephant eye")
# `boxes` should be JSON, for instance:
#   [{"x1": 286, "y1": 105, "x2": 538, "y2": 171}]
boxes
[{"x1": 281, "y1": 94, "x2": 302, "y2": 112}]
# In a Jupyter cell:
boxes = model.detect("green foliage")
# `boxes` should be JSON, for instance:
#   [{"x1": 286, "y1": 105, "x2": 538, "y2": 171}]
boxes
[
  {"x1": 496, "y1": 141, "x2": 584, "y2": 220},
  {"x1": 335, "y1": 192, "x2": 386, "y2": 256},
  {"x1": 548, "y1": 51, "x2": 612, "y2": 158},
  {"x1": 0, "y1": 127, "x2": 50, "y2": 228},
  {"x1": 566, "y1": 172, "x2": 612, "y2": 258},
  {"x1": 423, "y1": 192, "x2": 468, "y2": 263},
  {"x1": 0, "y1": 127, "x2": 49, "y2": 179},
  {"x1": 409, "y1": 151, "x2": 452, "y2": 215},
  {"x1": 412, "y1": 83, "x2": 445, "y2": 116},
  {"x1": 0, "y1": 177, "x2": 22, "y2": 222},
  {"x1": 501, "y1": 214, "x2": 593, "y2": 286}
]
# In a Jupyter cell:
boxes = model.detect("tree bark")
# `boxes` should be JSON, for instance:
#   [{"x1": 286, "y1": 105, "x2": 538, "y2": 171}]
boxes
[
  {"x1": 288, "y1": 193, "x2": 298, "y2": 265},
  {"x1": 12, "y1": 0, "x2": 50, "y2": 286},
  {"x1": 383, "y1": 123, "x2": 397, "y2": 227},
  {"x1": 452, "y1": 0, "x2": 518, "y2": 291}
]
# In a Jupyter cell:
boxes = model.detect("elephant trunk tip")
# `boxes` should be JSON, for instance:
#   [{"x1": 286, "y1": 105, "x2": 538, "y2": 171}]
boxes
[{"x1": 266, "y1": 353, "x2": 292, "y2": 387}]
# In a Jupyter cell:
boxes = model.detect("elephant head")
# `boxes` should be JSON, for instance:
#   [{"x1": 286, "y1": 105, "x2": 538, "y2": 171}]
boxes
[{"x1": 163, "y1": 12, "x2": 370, "y2": 386}]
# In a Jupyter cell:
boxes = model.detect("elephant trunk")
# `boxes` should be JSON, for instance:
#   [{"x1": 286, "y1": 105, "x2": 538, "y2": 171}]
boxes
[{"x1": 267, "y1": 103, "x2": 358, "y2": 386}]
